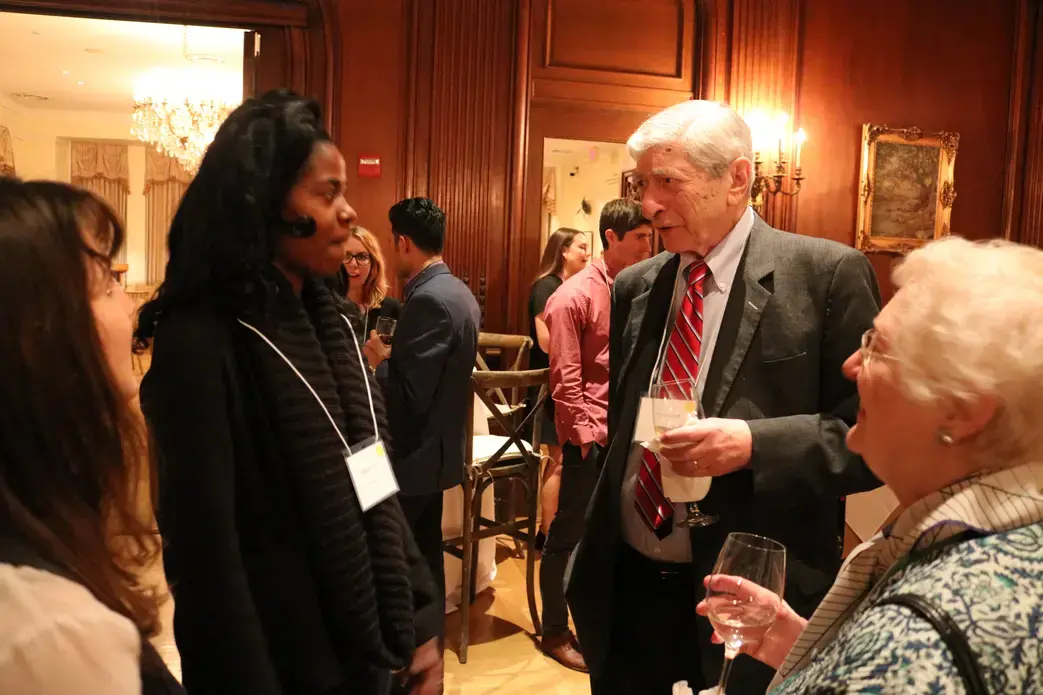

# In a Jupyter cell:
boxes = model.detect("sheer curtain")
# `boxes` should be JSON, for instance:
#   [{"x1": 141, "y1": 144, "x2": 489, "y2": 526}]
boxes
[
  {"x1": 144, "y1": 147, "x2": 192, "y2": 284},
  {"x1": 0, "y1": 125, "x2": 14, "y2": 177},
  {"x1": 71, "y1": 141, "x2": 129, "y2": 262}
]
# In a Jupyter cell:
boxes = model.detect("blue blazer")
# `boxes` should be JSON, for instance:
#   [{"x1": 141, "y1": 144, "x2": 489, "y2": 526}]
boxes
[{"x1": 382, "y1": 263, "x2": 481, "y2": 496}]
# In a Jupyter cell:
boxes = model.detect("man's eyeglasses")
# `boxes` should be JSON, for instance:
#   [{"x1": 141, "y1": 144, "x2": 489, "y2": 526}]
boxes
[
  {"x1": 344, "y1": 252, "x2": 372, "y2": 266},
  {"x1": 859, "y1": 328, "x2": 899, "y2": 367}
]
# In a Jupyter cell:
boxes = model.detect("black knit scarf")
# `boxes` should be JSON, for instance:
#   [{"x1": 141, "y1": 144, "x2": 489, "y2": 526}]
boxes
[{"x1": 243, "y1": 277, "x2": 415, "y2": 671}]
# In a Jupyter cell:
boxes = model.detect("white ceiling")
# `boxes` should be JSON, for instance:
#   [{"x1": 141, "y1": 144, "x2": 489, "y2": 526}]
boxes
[{"x1": 0, "y1": 11, "x2": 245, "y2": 112}]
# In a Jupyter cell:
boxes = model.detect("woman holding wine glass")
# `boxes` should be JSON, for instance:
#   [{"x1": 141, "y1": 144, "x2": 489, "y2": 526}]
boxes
[
  {"x1": 694, "y1": 238, "x2": 1043, "y2": 694},
  {"x1": 333, "y1": 225, "x2": 401, "y2": 353}
]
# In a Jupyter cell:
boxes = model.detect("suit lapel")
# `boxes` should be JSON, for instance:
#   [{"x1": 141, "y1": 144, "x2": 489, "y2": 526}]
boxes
[
  {"x1": 609, "y1": 255, "x2": 679, "y2": 492},
  {"x1": 704, "y1": 222, "x2": 775, "y2": 417}
]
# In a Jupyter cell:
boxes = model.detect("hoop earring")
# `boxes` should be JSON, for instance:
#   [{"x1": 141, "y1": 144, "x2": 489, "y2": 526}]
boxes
[{"x1": 937, "y1": 429, "x2": 955, "y2": 446}]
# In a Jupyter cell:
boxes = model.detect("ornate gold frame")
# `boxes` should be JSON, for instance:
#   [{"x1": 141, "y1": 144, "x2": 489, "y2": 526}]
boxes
[{"x1": 856, "y1": 124, "x2": 959, "y2": 254}]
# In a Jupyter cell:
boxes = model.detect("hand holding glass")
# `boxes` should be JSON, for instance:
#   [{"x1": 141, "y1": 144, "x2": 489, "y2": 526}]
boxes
[
  {"x1": 704, "y1": 533, "x2": 786, "y2": 694},
  {"x1": 649, "y1": 379, "x2": 716, "y2": 528},
  {"x1": 374, "y1": 316, "x2": 397, "y2": 346}
]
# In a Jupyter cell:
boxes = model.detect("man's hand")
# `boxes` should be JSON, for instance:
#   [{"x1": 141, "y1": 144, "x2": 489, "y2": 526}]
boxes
[
  {"x1": 362, "y1": 329, "x2": 391, "y2": 370},
  {"x1": 580, "y1": 441, "x2": 593, "y2": 459},
  {"x1": 696, "y1": 574, "x2": 807, "y2": 670},
  {"x1": 659, "y1": 418, "x2": 752, "y2": 477},
  {"x1": 408, "y1": 638, "x2": 443, "y2": 695}
]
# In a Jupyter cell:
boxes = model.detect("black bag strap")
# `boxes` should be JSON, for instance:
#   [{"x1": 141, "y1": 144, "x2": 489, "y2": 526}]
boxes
[{"x1": 877, "y1": 593, "x2": 988, "y2": 695}]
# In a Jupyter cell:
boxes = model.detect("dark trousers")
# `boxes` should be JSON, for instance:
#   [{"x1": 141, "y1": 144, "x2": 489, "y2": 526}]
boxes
[
  {"x1": 399, "y1": 492, "x2": 446, "y2": 635},
  {"x1": 540, "y1": 441, "x2": 599, "y2": 639},
  {"x1": 590, "y1": 544, "x2": 705, "y2": 695}
]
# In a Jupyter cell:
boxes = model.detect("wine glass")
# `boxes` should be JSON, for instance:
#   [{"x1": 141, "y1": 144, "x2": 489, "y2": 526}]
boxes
[
  {"x1": 374, "y1": 316, "x2": 397, "y2": 346},
  {"x1": 705, "y1": 533, "x2": 787, "y2": 694},
  {"x1": 649, "y1": 379, "x2": 716, "y2": 528}
]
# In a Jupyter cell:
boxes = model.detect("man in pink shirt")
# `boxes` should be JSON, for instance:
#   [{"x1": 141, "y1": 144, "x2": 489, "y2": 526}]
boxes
[{"x1": 539, "y1": 198, "x2": 652, "y2": 671}]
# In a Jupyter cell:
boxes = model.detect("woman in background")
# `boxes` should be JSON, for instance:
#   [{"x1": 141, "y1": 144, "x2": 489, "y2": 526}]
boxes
[
  {"x1": 0, "y1": 179, "x2": 183, "y2": 694},
  {"x1": 528, "y1": 227, "x2": 589, "y2": 548},
  {"x1": 135, "y1": 90, "x2": 442, "y2": 695},
  {"x1": 694, "y1": 237, "x2": 1043, "y2": 694},
  {"x1": 335, "y1": 225, "x2": 401, "y2": 345}
]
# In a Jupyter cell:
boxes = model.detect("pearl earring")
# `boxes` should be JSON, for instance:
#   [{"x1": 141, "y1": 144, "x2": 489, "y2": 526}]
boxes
[{"x1": 937, "y1": 429, "x2": 955, "y2": 446}]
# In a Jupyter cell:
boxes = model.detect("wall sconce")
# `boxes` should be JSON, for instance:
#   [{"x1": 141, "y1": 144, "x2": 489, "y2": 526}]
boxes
[{"x1": 745, "y1": 110, "x2": 806, "y2": 213}]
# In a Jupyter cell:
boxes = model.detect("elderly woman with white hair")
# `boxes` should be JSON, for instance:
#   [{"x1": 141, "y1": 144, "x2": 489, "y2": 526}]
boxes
[{"x1": 696, "y1": 236, "x2": 1043, "y2": 694}]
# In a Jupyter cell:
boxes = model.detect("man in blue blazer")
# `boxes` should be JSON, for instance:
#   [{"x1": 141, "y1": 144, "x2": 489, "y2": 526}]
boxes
[{"x1": 378, "y1": 197, "x2": 481, "y2": 652}]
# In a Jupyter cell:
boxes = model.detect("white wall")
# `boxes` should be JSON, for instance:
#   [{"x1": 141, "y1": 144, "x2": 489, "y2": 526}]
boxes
[
  {"x1": 544, "y1": 140, "x2": 635, "y2": 257},
  {"x1": 0, "y1": 97, "x2": 149, "y2": 284}
]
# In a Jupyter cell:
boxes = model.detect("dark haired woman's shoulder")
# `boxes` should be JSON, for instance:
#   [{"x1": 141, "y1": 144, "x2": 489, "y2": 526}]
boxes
[{"x1": 151, "y1": 301, "x2": 235, "y2": 357}]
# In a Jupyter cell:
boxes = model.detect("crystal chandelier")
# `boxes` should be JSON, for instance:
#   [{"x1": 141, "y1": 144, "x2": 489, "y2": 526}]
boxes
[{"x1": 131, "y1": 67, "x2": 241, "y2": 172}]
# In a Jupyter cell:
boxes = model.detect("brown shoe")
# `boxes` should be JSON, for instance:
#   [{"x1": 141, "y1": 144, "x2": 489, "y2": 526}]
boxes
[{"x1": 540, "y1": 631, "x2": 588, "y2": 673}]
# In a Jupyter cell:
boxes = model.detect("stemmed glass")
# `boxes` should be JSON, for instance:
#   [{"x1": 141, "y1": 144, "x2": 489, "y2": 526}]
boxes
[
  {"x1": 374, "y1": 316, "x2": 397, "y2": 346},
  {"x1": 649, "y1": 379, "x2": 716, "y2": 527},
  {"x1": 705, "y1": 533, "x2": 787, "y2": 694}
]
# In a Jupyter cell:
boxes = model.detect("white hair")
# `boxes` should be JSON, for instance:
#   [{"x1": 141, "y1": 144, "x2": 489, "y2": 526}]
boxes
[
  {"x1": 889, "y1": 236, "x2": 1043, "y2": 468},
  {"x1": 627, "y1": 100, "x2": 754, "y2": 182}
]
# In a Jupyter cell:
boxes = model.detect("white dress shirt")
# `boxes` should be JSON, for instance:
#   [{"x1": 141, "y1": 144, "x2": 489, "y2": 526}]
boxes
[{"x1": 620, "y1": 206, "x2": 755, "y2": 562}]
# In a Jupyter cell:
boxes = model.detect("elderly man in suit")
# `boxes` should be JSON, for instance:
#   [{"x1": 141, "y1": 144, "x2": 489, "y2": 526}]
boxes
[
  {"x1": 369, "y1": 197, "x2": 481, "y2": 666},
  {"x1": 565, "y1": 101, "x2": 882, "y2": 695}
]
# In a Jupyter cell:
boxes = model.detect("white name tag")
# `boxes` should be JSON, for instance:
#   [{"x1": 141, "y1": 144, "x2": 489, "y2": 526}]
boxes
[
  {"x1": 345, "y1": 438, "x2": 400, "y2": 512},
  {"x1": 633, "y1": 396, "x2": 699, "y2": 444}
]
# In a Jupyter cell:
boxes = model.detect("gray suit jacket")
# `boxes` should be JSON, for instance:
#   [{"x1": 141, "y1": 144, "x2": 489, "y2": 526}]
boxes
[{"x1": 567, "y1": 218, "x2": 883, "y2": 692}]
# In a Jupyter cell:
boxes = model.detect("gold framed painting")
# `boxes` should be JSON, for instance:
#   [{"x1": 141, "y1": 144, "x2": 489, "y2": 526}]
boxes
[{"x1": 856, "y1": 124, "x2": 959, "y2": 254}]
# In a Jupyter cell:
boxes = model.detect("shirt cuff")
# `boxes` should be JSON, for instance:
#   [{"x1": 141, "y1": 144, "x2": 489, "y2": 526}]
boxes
[{"x1": 569, "y1": 425, "x2": 597, "y2": 447}]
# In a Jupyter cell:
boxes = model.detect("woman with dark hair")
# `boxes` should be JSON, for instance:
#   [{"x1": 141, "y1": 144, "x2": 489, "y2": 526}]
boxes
[
  {"x1": 0, "y1": 179, "x2": 183, "y2": 694},
  {"x1": 135, "y1": 90, "x2": 442, "y2": 695},
  {"x1": 528, "y1": 227, "x2": 589, "y2": 547}
]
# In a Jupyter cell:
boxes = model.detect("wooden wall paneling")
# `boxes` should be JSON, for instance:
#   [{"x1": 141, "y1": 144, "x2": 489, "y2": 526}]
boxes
[
  {"x1": 796, "y1": 0, "x2": 1018, "y2": 300},
  {"x1": 404, "y1": 0, "x2": 518, "y2": 330},
  {"x1": 725, "y1": 0, "x2": 802, "y2": 232},
  {"x1": 335, "y1": 1, "x2": 411, "y2": 277},
  {"x1": 697, "y1": 0, "x2": 732, "y2": 100},
  {"x1": 533, "y1": 0, "x2": 696, "y2": 97},
  {"x1": 1016, "y1": 2, "x2": 1043, "y2": 248},
  {"x1": 506, "y1": 0, "x2": 699, "y2": 335},
  {"x1": 1001, "y1": 0, "x2": 1037, "y2": 241},
  {"x1": 0, "y1": 0, "x2": 308, "y2": 26}
]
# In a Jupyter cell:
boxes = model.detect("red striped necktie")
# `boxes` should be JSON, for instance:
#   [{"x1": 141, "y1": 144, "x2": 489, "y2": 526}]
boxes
[{"x1": 634, "y1": 260, "x2": 707, "y2": 539}]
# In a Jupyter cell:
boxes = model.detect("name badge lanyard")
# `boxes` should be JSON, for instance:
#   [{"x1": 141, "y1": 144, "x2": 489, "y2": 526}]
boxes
[{"x1": 237, "y1": 314, "x2": 380, "y2": 454}]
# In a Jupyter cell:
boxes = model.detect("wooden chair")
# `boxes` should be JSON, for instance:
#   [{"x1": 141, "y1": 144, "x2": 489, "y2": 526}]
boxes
[
  {"x1": 442, "y1": 368, "x2": 548, "y2": 663},
  {"x1": 475, "y1": 333, "x2": 533, "y2": 416}
]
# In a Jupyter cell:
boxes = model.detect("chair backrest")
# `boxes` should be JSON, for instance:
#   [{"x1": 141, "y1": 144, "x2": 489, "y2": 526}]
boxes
[
  {"x1": 465, "y1": 368, "x2": 549, "y2": 472},
  {"x1": 475, "y1": 333, "x2": 534, "y2": 407}
]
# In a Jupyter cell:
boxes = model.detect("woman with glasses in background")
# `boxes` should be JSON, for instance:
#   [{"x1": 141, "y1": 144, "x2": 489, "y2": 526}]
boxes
[{"x1": 333, "y1": 225, "x2": 401, "y2": 348}]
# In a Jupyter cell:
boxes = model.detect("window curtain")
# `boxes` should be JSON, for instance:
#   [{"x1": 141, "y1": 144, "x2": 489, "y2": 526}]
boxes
[
  {"x1": 143, "y1": 146, "x2": 192, "y2": 284},
  {"x1": 0, "y1": 125, "x2": 16, "y2": 177},
  {"x1": 71, "y1": 141, "x2": 129, "y2": 262}
]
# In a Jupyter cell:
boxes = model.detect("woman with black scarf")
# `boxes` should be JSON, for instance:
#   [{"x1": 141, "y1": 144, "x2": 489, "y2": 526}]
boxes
[{"x1": 135, "y1": 90, "x2": 443, "y2": 695}]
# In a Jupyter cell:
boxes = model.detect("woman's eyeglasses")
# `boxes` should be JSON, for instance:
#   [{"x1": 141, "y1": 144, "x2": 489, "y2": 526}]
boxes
[
  {"x1": 860, "y1": 327, "x2": 899, "y2": 367},
  {"x1": 344, "y1": 252, "x2": 372, "y2": 266}
]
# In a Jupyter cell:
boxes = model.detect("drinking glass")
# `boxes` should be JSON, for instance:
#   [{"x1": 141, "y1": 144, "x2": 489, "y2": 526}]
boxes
[
  {"x1": 649, "y1": 379, "x2": 716, "y2": 528},
  {"x1": 374, "y1": 316, "x2": 397, "y2": 346},
  {"x1": 705, "y1": 533, "x2": 787, "y2": 694}
]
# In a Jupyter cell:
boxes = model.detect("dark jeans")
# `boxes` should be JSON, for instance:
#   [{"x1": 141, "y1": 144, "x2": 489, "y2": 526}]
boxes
[
  {"x1": 540, "y1": 441, "x2": 599, "y2": 639},
  {"x1": 590, "y1": 544, "x2": 704, "y2": 695},
  {"x1": 399, "y1": 492, "x2": 446, "y2": 635}
]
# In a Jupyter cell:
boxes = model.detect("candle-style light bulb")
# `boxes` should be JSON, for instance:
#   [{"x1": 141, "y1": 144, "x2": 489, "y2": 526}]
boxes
[{"x1": 794, "y1": 128, "x2": 807, "y2": 169}]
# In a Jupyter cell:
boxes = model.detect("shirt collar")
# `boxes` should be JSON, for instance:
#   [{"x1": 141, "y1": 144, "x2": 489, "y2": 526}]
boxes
[
  {"x1": 404, "y1": 260, "x2": 446, "y2": 299},
  {"x1": 679, "y1": 206, "x2": 755, "y2": 291}
]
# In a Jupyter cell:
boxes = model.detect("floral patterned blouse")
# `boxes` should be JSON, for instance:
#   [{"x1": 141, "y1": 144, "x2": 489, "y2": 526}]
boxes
[{"x1": 771, "y1": 521, "x2": 1043, "y2": 693}]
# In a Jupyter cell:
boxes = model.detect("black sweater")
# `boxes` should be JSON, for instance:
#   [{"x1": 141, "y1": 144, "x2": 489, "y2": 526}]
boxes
[{"x1": 140, "y1": 300, "x2": 440, "y2": 695}]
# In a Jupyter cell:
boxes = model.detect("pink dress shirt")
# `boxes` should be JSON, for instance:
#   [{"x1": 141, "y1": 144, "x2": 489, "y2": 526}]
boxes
[{"x1": 543, "y1": 259, "x2": 612, "y2": 448}]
